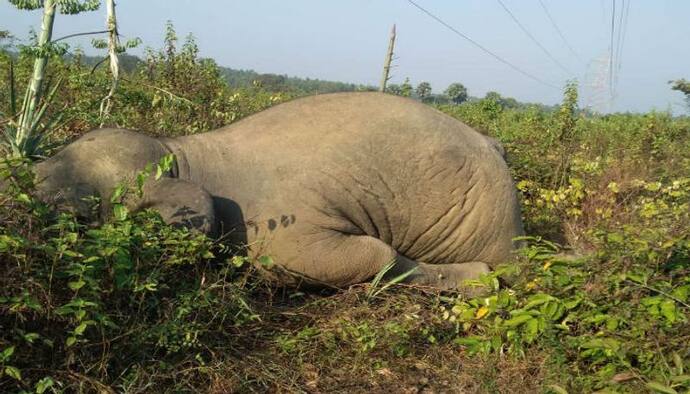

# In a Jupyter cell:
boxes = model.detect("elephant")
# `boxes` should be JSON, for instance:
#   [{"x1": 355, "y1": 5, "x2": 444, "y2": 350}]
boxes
[{"x1": 25, "y1": 92, "x2": 524, "y2": 291}]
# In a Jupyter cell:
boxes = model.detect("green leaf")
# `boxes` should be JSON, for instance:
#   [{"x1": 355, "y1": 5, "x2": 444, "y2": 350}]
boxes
[
  {"x1": 155, "y1": 154, "x2": 176, "y2": 180},
  {"x1": 110, "y1": 184, "x2": 127, "y2": 203},
  {"x1": 523, "y1": 317, "x2": 539, "y2": 341},
  {"x1": 670, "y1": 375, "x2": 690, "y2": 383},
  {"x1": 136, "y1": 170, "x2": 150, "y2": 196},
  {"x1": 231, "y1": 255, "x2": 248, "y2": 268},
  {"x1": 371, "y1": 266, "x2": 419, "y2": 299},
  {"x1": 523, "y1": 293, "x2": 554, "y2": 309},
  {"x1": 626, "y1": 272, "x2": 646, "y2": 284},
  {"x1": 547, "y1": 384, "x2": 569, "y2": 394},
  {"x1": 67, "y1": 280, "x2": 85, "y2": 291},
  {"x1": 645, "y1": 381, "x2": 678, "y2": 394},
  {"x1": 453, "y1": 336, "x2": 484, "y2": 348},
  {"x1": 606, "y1": 232, "x2": 624, "y2": 244},
  {"x1": 258, "y1": 255, "x2": 274, "y2": 267},
  {"x1": 23, "y1": 333, "x2": 39, "y2": 343},
  {"x1": 15, "y1": 192, "x2": 31, "y2": 203},
  {"x1": 660, "y1": 299, "x2": 677, "y2": 323},
  {"x1": 35, "y1": 376, "x2": 54, "y2": 394},
  {"x1": 504, "y1": 313, "x2": 534, "y2": 327},
  {"x1": 1, "y1": 346, "x2": 14, "y2": 361},
  {"x1": 4, "y1": 365, "x2": 21, "y2": 381},
  {"x1": 65, "y1": 336, "x2": 77, "y2": 347},
  {"x1": 112, "y1": 204, "x2": 128, "y2": 221},
  {"x1": 672, "y1": 286, "x2": 689, "y2": 302},
  {"x1": 74, "y1": 321, "x2": 89, "y2": 335}
]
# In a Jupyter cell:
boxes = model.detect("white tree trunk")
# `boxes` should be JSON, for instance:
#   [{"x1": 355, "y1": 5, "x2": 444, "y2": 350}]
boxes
[
  {"x1": 17, "y1": 0, "x2": 56, "y2": 144},
  {"x1": 99, "y1": 0, "x2": 120, "y2": 125}
]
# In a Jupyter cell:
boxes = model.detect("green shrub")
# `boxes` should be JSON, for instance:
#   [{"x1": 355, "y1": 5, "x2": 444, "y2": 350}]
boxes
[{"x1": 0, "y1": 158, "x2": 258, "y2": 391}]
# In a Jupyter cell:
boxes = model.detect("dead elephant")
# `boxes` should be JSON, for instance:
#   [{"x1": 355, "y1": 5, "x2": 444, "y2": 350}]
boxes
[{"x1": 29, "y1": 92, "x2": 524, "y2": 291}]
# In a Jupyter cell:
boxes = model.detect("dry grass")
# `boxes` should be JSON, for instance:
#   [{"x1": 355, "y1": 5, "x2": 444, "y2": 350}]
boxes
[{"x1": 148, "y1": 285, "x2": 560, "y2": 394}]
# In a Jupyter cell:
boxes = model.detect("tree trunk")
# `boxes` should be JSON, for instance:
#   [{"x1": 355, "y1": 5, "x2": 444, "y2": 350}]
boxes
[
  {"x1": 379, "y1": 24, "x2": 396, "y2": 93},
  {"x1": 99, "y1": 0, "x2": 120, "y2": 125},
  {"x1": 17, "y1": 0, "x2": 56, "y2": 144}
]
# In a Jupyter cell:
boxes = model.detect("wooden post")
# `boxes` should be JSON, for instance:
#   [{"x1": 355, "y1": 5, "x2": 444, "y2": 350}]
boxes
[{"x1": 379, "y1": 24, "x2": 396, "y2": 92}]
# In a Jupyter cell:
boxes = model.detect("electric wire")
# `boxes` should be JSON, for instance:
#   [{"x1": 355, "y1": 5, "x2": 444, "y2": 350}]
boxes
[
  {"x1": 496, "y1": 0, "x2": 573, "y2": 76},
  {"x1": 609, "y1": 0, "x2": 616, "y2": 97},
  {"x1": 615, "y1": 0, "x2": 630, "y2": 76},
  {"x1": 405, "y1": 0, "x2": 560, "y2": 90},
  {"x1": 612, "y1": 0, "x2": 626, "y2": 96},
  {"x1": 537, "y1": 0, "x2": 580, "y2": 61}
]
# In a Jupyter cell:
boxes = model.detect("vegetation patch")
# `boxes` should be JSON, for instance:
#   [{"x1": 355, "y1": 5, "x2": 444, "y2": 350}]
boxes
[{"x1": 1, "y1": 16, "x2": 689, "y2": 394}]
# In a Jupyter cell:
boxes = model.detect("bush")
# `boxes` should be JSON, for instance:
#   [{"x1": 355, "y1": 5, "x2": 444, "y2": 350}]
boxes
[{"x1": 0, "y1": 158, "x2": 259, "y2": 392}]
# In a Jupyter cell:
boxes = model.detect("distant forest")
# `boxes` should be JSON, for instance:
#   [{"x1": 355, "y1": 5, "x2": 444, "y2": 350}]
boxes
[
  {"x1": 43, "y1": 51, "x2": 555, "y2": 110},
  {"x1": 66, "y1": 52, "x2": 375, "y2": 95}
]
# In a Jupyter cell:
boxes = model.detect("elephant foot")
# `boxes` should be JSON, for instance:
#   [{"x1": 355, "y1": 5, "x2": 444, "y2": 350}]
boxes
[{"x1": 387, "y1": 258, "x2": 492, "y2": 296}]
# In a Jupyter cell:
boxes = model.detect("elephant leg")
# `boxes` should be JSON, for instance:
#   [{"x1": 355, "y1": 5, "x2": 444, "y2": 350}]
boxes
[
  {"x1": 283, "y1": 233, "x2": 490, "y2": 294},
  {"x1": 135, "y1": 178, "x2": 217, "y2": 236}
]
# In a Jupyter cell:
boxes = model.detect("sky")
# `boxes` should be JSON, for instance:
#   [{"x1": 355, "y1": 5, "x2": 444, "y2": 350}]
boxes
[{"x1": 1, "y1": 0, "x2": 689, "y2": 113}]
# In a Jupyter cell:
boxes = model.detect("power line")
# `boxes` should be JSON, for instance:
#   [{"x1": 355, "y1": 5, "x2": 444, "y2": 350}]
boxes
[
  {"x1": 496, "y1": 0, "x2": 573, "y2": 76},
  {"x1": 405, "y1": 0, "x2": 560, "y2": 90},
  {"x1": 612, "y1": 0, "x2": 626, "y2": 96},
  {"x1": 609, "y1": 0, "x2": 616, "y2": 97},
  {"x1": 615, "y1": 0, "x2": 625, "y2": 60},
  {"x1": 538, "y1": 0, "x2": 580, "y2": 61},
  {"x1": 615, "y1": 0, "x2": 631, "y2": 76}
]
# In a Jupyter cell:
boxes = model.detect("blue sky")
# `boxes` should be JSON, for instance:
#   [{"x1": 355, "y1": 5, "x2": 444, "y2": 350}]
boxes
[{"x1": 1, "y1": 0, "x2": 689, "y2": 113}]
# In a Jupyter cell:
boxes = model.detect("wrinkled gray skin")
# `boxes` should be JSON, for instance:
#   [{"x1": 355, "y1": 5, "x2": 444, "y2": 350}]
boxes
[{"x1": 30, "y1": 92, "x2": 524, "y2": 290}]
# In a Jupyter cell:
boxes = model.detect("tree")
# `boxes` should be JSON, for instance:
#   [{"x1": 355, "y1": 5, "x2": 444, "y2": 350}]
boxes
[
  {"x1": 400, "y1": 78, "x2": 413, "y2": 97},
  {"x1": 254, "y1": 74, "x2": 288, "y2": 92},
  {"x1": 3, "y1": 0, "x2": 102, "y2": 158},
  {"x1": 416, "y1": 81, "x2": 432, "y2": 101},
  {"x1": 98, "y1": 0, "x2": 120, "y2": 125},
  {"x1": 670, "y1": 79, "x2": 690, "y2": 109},
  {"x1": 484, "y1": 91, "x2": 502, "y2": 103},
  {"x1": 0, "y1": 30, "x2": 13, "y2": 50},
  {"x1": 386, "y1": 84, "x2": 402, "y2": 96},
  {"x1": 444, "y1": 83, "x2": 468, "y2": 104}
]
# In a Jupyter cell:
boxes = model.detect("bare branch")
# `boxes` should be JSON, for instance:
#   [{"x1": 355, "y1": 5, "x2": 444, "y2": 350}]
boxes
[{"x1": 51, "y1": 29, "x2": 109, "y2": 43}]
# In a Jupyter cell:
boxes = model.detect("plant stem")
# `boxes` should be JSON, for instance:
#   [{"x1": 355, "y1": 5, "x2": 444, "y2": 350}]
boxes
[
  {"x1": 17, "y1": 0, "x2": 56, "y2": 149},
  {"x1": 626, "y1": 280, "x2": 690, "y2": 309}
]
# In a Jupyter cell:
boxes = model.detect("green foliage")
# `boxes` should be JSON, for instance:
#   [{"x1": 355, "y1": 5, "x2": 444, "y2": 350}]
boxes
[
  {"x1": 433, "y1": 82, "x2": 690, "y2": 392},
  {"x1": 439, "y1": 235, "x2": 690, "y2": 392},
  {"x1": 2, "y1": 74, "x2": 63, "y2": 159},
  {"x1": 415, "y1": 81, "x2": 432, "y2": 101},
  {"x1": 0, "y1": 23, "x2": 287, "y2": 142},
  {"x1": 8, "y1": 0, "x2": 100, "y2": 14},
  {"x1": 0, "y1": 157, "x2": 257, "y2": 391},
  {"x1": 400, "y1": 77, "x2": 413, "y2": 97},
  {"x1": 444, "y1": 82, "x2": 468, "y2": 104},
  {"x1": 366, "y1": 260, "x2": 418, "y2": 301},
  {"x1": 670, "y1": 78, "x2": 690, "y2": 110}
]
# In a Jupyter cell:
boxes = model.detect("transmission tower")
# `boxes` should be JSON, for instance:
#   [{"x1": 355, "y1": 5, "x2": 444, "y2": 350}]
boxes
[{"x1": 583, "y1": 52, "x2": 613, "y2": 113}]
